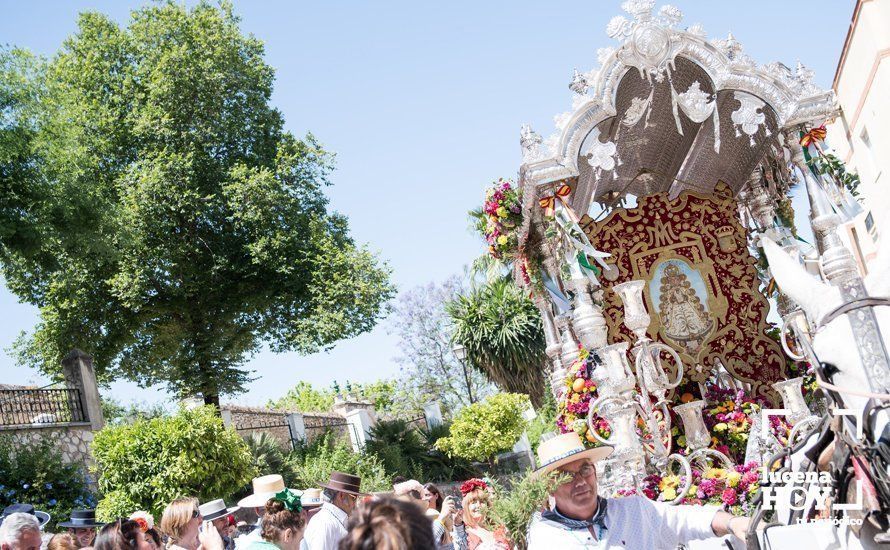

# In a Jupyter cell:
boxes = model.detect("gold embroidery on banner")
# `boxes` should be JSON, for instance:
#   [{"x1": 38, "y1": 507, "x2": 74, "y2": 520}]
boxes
[{"x1": 581, "y1": 183, "x2": 785, "y2": 403}]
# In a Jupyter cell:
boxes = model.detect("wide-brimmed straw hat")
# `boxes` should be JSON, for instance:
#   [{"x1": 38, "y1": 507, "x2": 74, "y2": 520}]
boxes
[
  {"x1": 237, "y1": 475, "x2": 299, "y2": 508},
  {"x1": 534, "y1": 432, "x2": 613, "y2": 475},
  {"x1": 0, "y1": 504, "x2": 50, "y2": 528},
  {"x1": 320, "y1": 471, "x2": 365, "y2": 496},
  {"x1": 198, "y1": 499, "x2": 240, "y2": 521},
  {"x1": 299, "y1": 489, "x2": 323, "y2": 508},
  {"x1": 58, "y1": 509, "x2": 104, "y2": 529}
]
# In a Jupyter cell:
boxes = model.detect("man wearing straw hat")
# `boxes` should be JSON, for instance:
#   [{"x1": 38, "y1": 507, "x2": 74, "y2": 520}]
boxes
[{"x1": 527, "y1": 432, "x2": 750, "y2": 549}]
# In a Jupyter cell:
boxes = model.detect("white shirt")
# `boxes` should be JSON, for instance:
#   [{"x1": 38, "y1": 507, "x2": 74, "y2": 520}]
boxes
[
  {"x1": 527, "y1": 496, "x2": 721, "y2": 549},
  {"x1": 302, "y1": 503, "x2": 348, "y2": 550}
]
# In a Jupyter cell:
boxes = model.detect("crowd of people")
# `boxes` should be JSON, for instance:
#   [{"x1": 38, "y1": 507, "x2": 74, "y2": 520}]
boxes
[{"x1": 0, "y1": 433, "x2": 753, "y2": 550}]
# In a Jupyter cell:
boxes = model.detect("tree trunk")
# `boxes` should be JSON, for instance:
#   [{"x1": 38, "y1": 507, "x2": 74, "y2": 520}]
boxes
[{"x1": 203, "y1": 392, "x2": 221, "y2": 412}]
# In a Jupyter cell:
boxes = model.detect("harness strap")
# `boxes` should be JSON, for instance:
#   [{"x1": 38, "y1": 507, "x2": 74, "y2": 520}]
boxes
[{"x1": 819, "y1": 297, "x2": 890, "y2": 329}]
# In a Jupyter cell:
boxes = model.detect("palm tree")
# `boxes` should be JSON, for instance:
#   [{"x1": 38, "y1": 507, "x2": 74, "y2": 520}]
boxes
[{"x1": 446, "y1": 277, "x2": 548, "y2": 408}]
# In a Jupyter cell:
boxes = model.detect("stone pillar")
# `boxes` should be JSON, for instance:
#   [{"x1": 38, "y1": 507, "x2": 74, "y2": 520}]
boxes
[
  {"x1": 220, "y1": 408, "x2": 234, "y2": 428},
  {"x1": 61, "y1": 350, "x2": 103, "y2": 430},
  {"x1": 286, "y1": 412, "x2": 306, "y2": 443},
  {"x1": 344, "y1": 409, "x2": 375, "y2": 452},
  {"x1": 422, "y1": 402, "x2": 443, "y2": 428}
]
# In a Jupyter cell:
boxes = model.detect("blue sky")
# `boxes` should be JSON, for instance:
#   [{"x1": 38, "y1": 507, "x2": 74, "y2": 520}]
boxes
[{"x1": 0, "y1": 1, "x2": 853, "y2": 406}]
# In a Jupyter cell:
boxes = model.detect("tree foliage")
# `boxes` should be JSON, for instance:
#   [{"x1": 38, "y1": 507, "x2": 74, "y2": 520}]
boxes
[
  {"x1": 268, "y1": 379, "x2": 415, "y2": 417},
  {"x1": 435, "y1": 392, "x2": 530, "y2": 464},
  {"x1": 389, "y1": 275, "x2": 492, "y2": 413},
  {"x1": 91, "y1": 405, "x2": 256, "y2": 519},
  {"x1": 0, "y1": 2, "x2": 393, "y2": 405},
  {"x1": 446, "y1": 277, "x2": 547, "y2": 407},
  {"x1": 487, "y1": 470, "x2": 568, "y2": 550},
  {"x1": 287, "y1": 433, "x2": 389, "y2": 494}
]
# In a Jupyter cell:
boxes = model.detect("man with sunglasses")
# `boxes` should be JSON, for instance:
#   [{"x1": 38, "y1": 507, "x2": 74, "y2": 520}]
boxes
[
  {"x1": 303, "y1": 472, "x2": 363, "y2": 550},
  {"x1": 527, "y1": 432, "x2": 750, "y2": 549}
]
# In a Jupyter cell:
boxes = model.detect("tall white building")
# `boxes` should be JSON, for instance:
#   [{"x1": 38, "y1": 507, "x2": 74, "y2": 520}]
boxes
[{"x1": 826, "y1": 0, "x2": 889, "y2": 272}]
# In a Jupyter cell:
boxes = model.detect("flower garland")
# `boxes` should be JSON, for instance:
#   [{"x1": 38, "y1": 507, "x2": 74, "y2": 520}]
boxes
[
  {"x1": 482, "y1": 179, "x2": 522, "y2": 260},
  {"x1": 636, "y1": 461, "x2": 762, "y2": 515},
  {"x1": 460, "y1": 478, "x2": 489, "y2": 496}
]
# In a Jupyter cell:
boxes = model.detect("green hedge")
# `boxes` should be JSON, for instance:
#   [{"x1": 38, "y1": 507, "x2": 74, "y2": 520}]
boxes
[{"x1": 91, "y1": 405, "x2": 256, "y2": 519}]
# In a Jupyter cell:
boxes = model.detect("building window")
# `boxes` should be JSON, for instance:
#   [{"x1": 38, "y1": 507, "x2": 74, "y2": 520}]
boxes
[{"x1": 860, "y1": 127, "x2": 879, "y2": 178}]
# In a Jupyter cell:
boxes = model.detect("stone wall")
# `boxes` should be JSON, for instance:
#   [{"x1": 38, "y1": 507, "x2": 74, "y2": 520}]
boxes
[
  {"x1": 0, "y1": 351, "x2": 104, "y2": 489},
  {"x1": 220, "y1": 405, "x2": 293, "y2": 446},
  {"x1": 221, "y1": 404, "x2": 357, "y2": 449},
  {"x1": 1, "y1": 423, "x2": 97, "y2": 488}
]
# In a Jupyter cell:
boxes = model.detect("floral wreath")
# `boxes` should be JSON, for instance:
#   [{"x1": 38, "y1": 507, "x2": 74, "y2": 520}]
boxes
[
  {"x1": 132, "y1": 517, "x2": 149, "y2": 532},
  {"x1": 460, "y1": 478, "x2": 488, "y2": 496}
]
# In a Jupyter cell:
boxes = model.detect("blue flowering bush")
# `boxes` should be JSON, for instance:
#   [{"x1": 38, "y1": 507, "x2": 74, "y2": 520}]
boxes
[{"x1": 0, "y1": 435, "x2": 95, "y2": 531}]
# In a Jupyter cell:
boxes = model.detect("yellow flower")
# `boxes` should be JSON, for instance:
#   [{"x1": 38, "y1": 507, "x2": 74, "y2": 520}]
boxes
[
  {"x1": 659, "y1": 475, "x2": 680, "y2": 491},
  {"x1": 497, "y1": 235, "x2": 508, "y2": 245},
  {"x1": 727, "y1": 472, "x2": 742, "y2": 488},
  {"x1": 662, "y1": 487, "x2": 677, "y2": 501},
  {"x1": 496, "y1": 206, "x2": 508, "y2": 218},
  {"x1": 713, "y1": 423, "x2": 728, "y2": 432},
  {"x1": 704, "y1": 468, "x2": 727, "y2": 480}
]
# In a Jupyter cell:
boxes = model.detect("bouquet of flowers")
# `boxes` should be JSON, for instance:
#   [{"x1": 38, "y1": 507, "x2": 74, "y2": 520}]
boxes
[
  {"x1": 699, "y1": 386, "x2": 792, "y2": 462},
  {"x1": 637, "y1": 461, "x2": 761, "y2": 516},
  {"x1": 482, "y1": 179, "x2": 523, "y2": 260}
]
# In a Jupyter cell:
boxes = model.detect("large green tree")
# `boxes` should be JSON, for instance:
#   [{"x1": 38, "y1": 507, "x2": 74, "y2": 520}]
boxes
[{"x1": 0, "y1": 2, "x2": 393, "y2": 406}]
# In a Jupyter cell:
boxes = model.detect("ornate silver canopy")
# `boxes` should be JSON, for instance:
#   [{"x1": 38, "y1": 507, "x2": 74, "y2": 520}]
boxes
[{"x1": 517, "y1": 0, "x2": 837, "y2": 227}]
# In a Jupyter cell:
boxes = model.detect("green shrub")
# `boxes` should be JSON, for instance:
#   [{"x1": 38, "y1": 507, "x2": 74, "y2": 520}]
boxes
[
  {"x1": 0, "y1": 435, "x2": 94, "y2": 531},
  {"x1": 436, "y1": 393, "x2": 530, "y2": 467},
  {"x1": 91, "y1": 405, "x2": 256, "y2": 519},
  {"x1": 288, "y1": 433, "x2": 389, "y2": 493},
  {"x1": 244, "y1": 432, "x2": 297, "y2": 481}
]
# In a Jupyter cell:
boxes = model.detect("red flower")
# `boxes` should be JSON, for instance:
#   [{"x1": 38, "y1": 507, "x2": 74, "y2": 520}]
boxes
[
  {"x1": 721, "y1": 488, "x2": 737, "y2": 506},
  {"x1": 460, "y1": 478, "x2": 488, "y2": 496},
  {"x1": 133, "y1": 518, "x2": 149, "y2": 532}
]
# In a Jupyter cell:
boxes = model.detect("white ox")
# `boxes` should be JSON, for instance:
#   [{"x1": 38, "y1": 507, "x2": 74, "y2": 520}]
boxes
[{"x1": 753, "y1": 235, "x2": 890, "y2": 550}]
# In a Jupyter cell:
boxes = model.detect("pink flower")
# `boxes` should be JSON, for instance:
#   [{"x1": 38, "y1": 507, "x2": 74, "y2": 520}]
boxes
[{"x1": 721, "y1": 488, "x2": 737, "y2": 506}]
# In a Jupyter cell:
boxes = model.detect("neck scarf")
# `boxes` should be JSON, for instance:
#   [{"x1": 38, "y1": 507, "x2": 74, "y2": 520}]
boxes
[{"x1": 541, "y1": 496, "x2": 609, "y2": 536}]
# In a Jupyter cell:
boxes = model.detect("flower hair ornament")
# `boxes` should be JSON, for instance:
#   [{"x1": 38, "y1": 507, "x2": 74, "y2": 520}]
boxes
[
  {"x1": 460, "y1": 479, "x2": 488, "y2": 496},
  {"x1": 128, "y1": 511, "x2": 154, "y2": 531},
  {"x1": 273, "y1": 489, "x2": 303, "y2": 512}
]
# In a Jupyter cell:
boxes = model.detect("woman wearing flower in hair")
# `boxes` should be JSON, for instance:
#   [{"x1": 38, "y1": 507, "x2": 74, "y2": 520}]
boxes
[
  {"x1": 244, "y1": 490, "x2": 305, "y2": 550},
  {"x1": 453, "y1": 479, "x2": 511, "y2": 550}
]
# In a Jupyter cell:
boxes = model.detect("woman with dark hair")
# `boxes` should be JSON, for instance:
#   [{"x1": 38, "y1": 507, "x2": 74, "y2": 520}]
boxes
[
  {"x1": 422, "y1": 484, "x2": 443, "y2": 512},
  {"x1": 244, "y1": 492, "x2": 305, "y2": 550},
  {"x1": 94, "y1": 520, "x2": 153, "y2": 550},
  {"x1": 338, "y1": 497, "x2": 435, "y2": 550}
]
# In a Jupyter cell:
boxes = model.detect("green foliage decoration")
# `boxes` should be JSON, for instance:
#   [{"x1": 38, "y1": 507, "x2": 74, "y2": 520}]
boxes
[
  {"x1": 487, "y1": 470, "x2": 569, "y2": 550},
  {"x1": 91, "y1": 405, "x2": 256, "y2": 520},
  {"x1": 0, "y1": 435, "x2": 94, "y2": 532}
]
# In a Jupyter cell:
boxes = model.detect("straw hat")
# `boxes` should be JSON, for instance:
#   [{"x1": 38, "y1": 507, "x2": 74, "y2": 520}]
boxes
[
  {"x1": 299, "y1": 489, "x2": 323, "y2": 508},
  {"x1": 534, "y1": 432, "x2": 613, "y2": 475},
  {"x1": 237, "y1": 475, "x2": 299, "y2": 508}
]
